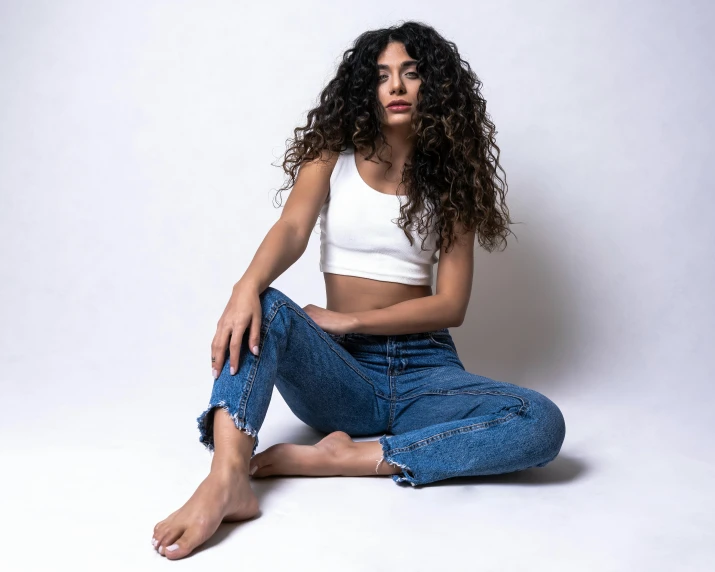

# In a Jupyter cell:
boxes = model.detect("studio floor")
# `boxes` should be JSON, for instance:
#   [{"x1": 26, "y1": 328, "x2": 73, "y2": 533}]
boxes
[{"x1": 2, "y1": 381, "x2": 712, "y2": 572}]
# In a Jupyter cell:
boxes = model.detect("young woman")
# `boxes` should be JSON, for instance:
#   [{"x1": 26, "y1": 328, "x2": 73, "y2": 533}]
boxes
[{"x1": 152, "y1": 21, "x2": 566, "y2": 560}]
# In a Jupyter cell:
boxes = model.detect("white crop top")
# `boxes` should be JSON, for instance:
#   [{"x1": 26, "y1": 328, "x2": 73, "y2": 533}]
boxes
[{"x1": 317, "y1": 145, "x2": 439, "y2": 286}]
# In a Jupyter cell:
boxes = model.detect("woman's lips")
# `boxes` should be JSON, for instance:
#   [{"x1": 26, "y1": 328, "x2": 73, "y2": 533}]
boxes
[{"x1": 387, "y1": 104, "x2": 411, "y2": 112}]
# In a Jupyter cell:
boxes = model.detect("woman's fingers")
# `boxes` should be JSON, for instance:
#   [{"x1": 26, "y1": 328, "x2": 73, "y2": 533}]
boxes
[
  {"x1": 228, "y1": 326, "x2": 245, "y2": 375},
  {"x1": 249, "y1": 311, "x2": 261, "y2": 356},
  {"x1": 211, "y1": 286, "x2": 263, "y2": 379},
  {"x1": 211, "y1": 330, "x2": 228, "y2": 379}
]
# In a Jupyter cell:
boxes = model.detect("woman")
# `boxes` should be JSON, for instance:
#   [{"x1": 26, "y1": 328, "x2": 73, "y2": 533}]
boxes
[{"x1": 151, "y1": 21, "x2": 566, "y2": 560}]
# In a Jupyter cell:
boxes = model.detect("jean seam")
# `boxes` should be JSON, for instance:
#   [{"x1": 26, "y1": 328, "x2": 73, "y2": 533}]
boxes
[
  {"x1": 393, "y1": 388, "x2": 529, "y2": 402},
  {"x1": 387, "y1": 339, "x2": 396, "y2": 433},
  {"x1": 261, "y1": 298, "x2": 386, "y2": 398},
  {"x1": 387, "y1": 374, "x2": 396, "y2": 433},
  {"x1": 236, "y1": 299, "x2": 284, "y2": 424},
  {"x1": 387, "y1": 390, "x2": 530, "y2": 453}
]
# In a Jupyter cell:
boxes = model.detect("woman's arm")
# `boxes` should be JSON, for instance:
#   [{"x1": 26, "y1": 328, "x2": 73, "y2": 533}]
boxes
[
  {"x1": 348, "y1": 222, "x2": 476, "y2": 335},
  {"x1": 236, "y1": 151, "x2": 338, "y2": 294},
  {"x1": 237, "y1": 219, "x2": 309, "y2": 294},
  {"x1": 347, "y1": 293, "x2": 462, "y2": 335}
]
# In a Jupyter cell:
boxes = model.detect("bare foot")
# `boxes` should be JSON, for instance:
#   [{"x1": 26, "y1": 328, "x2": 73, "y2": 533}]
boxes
[
  {"x1": 152, "y1": 464, "x2": 259, "y2": 560},
  {"x1": 248, "y1": 431, "x2": 372, "y2": 478}
]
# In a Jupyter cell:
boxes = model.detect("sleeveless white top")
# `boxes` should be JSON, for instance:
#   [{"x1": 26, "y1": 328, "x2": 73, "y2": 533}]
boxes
[{"x1": 318, "y1": 145, "x2": 439, "y2": 286}]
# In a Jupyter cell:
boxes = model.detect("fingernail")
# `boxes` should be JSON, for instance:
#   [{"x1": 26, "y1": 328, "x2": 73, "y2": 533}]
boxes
[
  {"x1": 252, "y1": 345, "x2": 259, "y2": 355},
  {"x1": 151, "y1": 537, "x2": 158, "y2": 547},
  {"x1": 158, "y1": 545, "x2": 164, "y2": 555},
  {"x1": 250, "y1": 465, "x2": 257, "y2": 475},
  {"x1": 230, "y1": 366, "x2": 235, "y2": 375},
  {"x1": 212, "y1": 368, "x2": 217, "y2": 379},
  {"x1": 166, "y1": 544, "x2": 179, "y2": 552}
]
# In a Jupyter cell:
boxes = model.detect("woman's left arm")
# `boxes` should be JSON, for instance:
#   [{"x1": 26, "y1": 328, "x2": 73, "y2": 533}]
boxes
[{"x1": 349, "y1": 224, "x2": 476, "y2": 335}]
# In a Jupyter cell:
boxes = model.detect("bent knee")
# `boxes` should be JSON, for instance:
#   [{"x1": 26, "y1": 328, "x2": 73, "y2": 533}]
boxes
[
  {"x1": 530, "y1": 394, "x2": 566, "y2": 462},
  {"x1": 259, "y1": 286, "x2": 286, "y2": 304},
  {"x1": 258, "y1": 286, "x2": 293, "y2": 315}
]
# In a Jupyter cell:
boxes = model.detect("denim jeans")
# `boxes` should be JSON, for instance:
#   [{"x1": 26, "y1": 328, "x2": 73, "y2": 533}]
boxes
[{"x1": 197, "y1": 286, "x2": 566, "y2": 487}]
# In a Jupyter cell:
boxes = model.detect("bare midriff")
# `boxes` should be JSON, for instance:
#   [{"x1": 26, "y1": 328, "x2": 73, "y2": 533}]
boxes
[{"x1": 323, "y1": 272, "x2": 432, "y2": 314}]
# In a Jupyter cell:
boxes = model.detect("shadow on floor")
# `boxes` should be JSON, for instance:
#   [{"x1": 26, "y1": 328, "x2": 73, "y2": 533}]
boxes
[{"x1": 417, "y1": 454, "x2": 586, "y2": 488}]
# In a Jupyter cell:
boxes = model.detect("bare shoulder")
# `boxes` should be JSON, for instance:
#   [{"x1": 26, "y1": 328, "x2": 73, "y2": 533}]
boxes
[{"x1": 279, "y1": 149, "x2": 341, "y2": 242}]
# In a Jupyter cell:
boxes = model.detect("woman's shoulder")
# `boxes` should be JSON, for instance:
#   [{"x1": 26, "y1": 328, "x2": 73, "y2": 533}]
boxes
[{"x1": 311, "y1": 146, "x2": 350, "y2": 172}]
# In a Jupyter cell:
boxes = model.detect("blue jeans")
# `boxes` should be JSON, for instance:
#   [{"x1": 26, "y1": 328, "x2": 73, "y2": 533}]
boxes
[{"x1": 197, "y1": 286, "x2": 566, "y2": 487}]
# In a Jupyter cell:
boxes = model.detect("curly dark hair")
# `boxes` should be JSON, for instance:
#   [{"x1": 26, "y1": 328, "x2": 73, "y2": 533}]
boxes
[{"x1": 273, "y1": 20, "x2": 517, "y2": 254}]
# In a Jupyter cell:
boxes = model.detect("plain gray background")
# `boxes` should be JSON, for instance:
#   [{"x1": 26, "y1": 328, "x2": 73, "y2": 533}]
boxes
[{"x1": 1, "y1": 1, "x2": 713, "y2": 570}]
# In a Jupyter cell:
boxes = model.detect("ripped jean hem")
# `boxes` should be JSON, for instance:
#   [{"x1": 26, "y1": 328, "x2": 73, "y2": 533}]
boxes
[
  {"x1": 196, "y1": 400, "x2": 260, "y2": 458},
  {"x1": 379, "y1": 434, "x2": 419, "y2": 487}
]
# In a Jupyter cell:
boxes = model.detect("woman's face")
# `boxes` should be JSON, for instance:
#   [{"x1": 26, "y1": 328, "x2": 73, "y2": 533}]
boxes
[{"x1": 376, "y1": 42, "x2": 421, "y2": 129}]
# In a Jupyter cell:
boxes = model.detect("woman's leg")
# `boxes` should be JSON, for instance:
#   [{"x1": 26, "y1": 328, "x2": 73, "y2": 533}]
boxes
[
  {"x1": 151, "y1": 409, "x2": 260, "y2": 560},
  {"x1": 379, "y1": 331, "x2": 567, "y2": 487},
  {"x1": 196, "y1": 286, "x2": 390, "y2": 453},
  {"x1": 242, "y1": 325, "x2": 565, "y2": 486},
  {"x1": 152, "y1": 286, "x2": 390, "y2": 559}
]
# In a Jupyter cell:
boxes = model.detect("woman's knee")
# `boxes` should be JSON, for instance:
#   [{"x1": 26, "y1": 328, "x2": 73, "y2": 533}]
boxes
[
  {"x1": 257, "y1": 287, "x2": 308, "y2": 333},
  {"x1": 258, "y1": 285, "x2": 286, "y2": 305},
  {"x1": 258, "y1": 286, "x2": 293, "y2": 316},
  {"x1": 530, "y1": 393, "x2": 566, "y2": 463}
]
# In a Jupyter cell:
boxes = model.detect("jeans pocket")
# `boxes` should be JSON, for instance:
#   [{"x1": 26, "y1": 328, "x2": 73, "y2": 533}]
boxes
[{"x1": 427, "y1": 332, "x2": 457, "y2": 353}]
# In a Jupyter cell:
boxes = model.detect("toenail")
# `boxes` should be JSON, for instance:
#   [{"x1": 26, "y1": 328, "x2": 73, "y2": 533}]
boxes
[{"x1": 166, "y1": 544, "x2": 179, "y2": 552}]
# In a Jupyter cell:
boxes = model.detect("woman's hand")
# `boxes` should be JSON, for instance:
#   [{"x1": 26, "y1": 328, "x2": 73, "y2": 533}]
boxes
[
  {"x1": 302, "y1": 304, "x2": 358, "y2": 335},
  {"x1": 211, "y1": 281, "x2": 262, "y2": 379}
]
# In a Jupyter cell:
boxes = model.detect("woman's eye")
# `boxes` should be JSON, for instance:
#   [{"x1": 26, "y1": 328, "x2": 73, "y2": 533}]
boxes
[{"x1": 378, "y1": 72, "x2": 419, "y2": 81}]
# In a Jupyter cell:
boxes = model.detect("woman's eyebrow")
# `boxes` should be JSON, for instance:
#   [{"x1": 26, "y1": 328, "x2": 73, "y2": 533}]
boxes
[{"x1": 377, "y1": 60, "x2": 418, "y2": 70}]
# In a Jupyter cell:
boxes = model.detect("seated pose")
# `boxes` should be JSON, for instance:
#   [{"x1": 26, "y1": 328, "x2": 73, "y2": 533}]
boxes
[{"x1": 152, "y1": 21, "x2": 566, "y2": 560}]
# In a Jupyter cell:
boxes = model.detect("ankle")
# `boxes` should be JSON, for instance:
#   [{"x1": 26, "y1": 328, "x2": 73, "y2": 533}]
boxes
[{"x1": 211, "y1": 455, "x2": 250, "y2": 476}]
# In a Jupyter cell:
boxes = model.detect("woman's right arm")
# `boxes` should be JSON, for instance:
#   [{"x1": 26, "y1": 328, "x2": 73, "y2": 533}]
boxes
[
  {"x1": 211, "y1": 151, "x2": 338, "y2": 379},
  {"x1": 238, "y1": 218, "x2": 310, "y2": 295}
]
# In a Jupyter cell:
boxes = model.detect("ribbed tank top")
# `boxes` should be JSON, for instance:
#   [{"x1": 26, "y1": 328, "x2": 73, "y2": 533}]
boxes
[{"x1": 318, "y1": 145, "x2": 439, "y2": 286}]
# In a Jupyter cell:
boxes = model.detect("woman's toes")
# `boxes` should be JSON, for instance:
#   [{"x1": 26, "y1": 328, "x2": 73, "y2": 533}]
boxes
[
  {"x1": 153, "y1": 521, "x2": 172, "y2": 544},
  {"x1": 164, "y1": 528, "x2": 205, "y2": 560},
  {"x1": 157, "y1": 527, "x2": 183, "y2": 556},
  {"x1": 250, "y1": 463, "x2": 274, "y2": 478},
  {"x1": 249, "y1": 448, "x2": 278, "y2": 477},
  {"x1": 250, "y1": 450, "x2": 270, "y2": 466}
]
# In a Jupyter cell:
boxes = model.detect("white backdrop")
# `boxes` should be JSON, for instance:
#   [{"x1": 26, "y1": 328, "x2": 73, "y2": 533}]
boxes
[{"x1": 1, "y1": 1, "x2": 713, "y2": 571}]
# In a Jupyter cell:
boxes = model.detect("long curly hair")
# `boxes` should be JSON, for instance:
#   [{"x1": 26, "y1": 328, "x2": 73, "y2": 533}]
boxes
[{"x1": 273, "y1": 20, "x2": 516, "y2": 254}]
